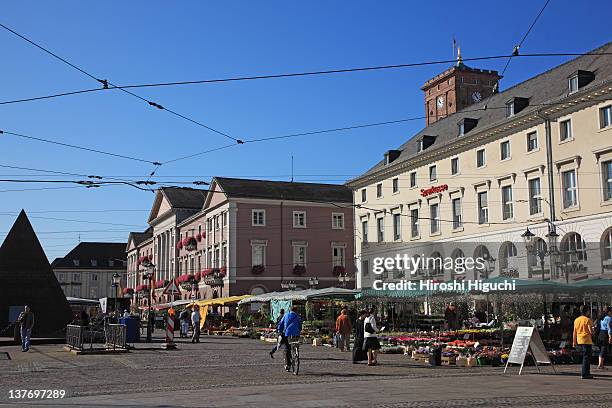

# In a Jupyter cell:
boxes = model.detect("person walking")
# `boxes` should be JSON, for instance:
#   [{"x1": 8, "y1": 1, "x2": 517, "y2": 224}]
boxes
[
  {"x1": 573, "y1": 305, "x2": 594, "y2": 379},
  {"x1": 363, "y1": 308, "x2": 381, "y2": 366},
  {"x1": 18, "y1": 305, "x2": 35, "y2": 352},
  {"x1": 352, "y1": 310, "x2": 368, "y2": 363},
  {"x1": 335, "y1": 308, "x2": 353, "y2": 352},
  {"x1": 179, "y1": 307, "x2": 191, "y2": 338},
  {"x1": 596, "y1": 307, "x2": 612, "y2": 369},
  {"x1": 269, "y1": 309, "x2": 285, "y2": 359},
  {"x1": 191, "y1": 305, "x2": 201, "y2": 343}
]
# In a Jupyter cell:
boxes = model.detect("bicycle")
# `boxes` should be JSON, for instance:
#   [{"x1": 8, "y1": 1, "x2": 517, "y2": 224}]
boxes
[{"x1": 287, "y1": 335, "x2": 300, "y2": 375}]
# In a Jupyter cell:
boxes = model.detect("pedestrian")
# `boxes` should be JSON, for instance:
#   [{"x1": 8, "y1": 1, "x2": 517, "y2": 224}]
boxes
[
  {"x1": 179, "y1": 307, "x2": 190, "y2": 338},
  {"x1": 444, "y1": 303, "x2": 458, "y2": 331},
  {"x1": 269, "y1": 309, "x2": 285, "y2": 359},
  {"x1": 596, "y1": 307, "x2": 612, "y2": 370},
  {"x1": 191, "y1": 305, "x2": 201, "y2": 343},
  {"x1": 573, "y1": 304, "x2": 594, "y2": 379},
  {"x1": 123, "y1": 309, "x2": 130, "y2": 318},
  {"x1": 17, "y1": 305, "x2": 35, "y2": 352},
  {"x1": 363, "y1": 308, "x2": 381, "y2": 366},
  {"x1": 335, "y1": 308, "x2": 353, "y2": 352},
  {"x1": 352, "y1": 310, "x2": 368, "y2": 363}
]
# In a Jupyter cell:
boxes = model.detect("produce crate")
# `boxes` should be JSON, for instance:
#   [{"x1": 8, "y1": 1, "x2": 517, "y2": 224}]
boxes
[
  {"x1": 412, "y1": 351, "x2": 430, "y2": 362},
  {"x1": 441, "y1": 355, "x2": 457, "y2": 365}
]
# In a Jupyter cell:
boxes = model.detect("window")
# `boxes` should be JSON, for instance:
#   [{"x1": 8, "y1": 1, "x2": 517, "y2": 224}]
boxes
[
  {"x1": 332, "y1": 246, "x2": 346, "y2": 267},
  {"x1": 452, "y1": 198, "x2": 462, "y2": 229},
  {"x1": 417, "y1": 139, "x2": 423, "y2": 153},
  {"x1": 603, "y1": 161, "x2": 612, "y2": 201},
  {"x1": 410, "y1": 172, "x2": 417, "y2": 188},
  {"x1": 501, "y1": 185, "x2": 514, "y2": 220},
  {"x1": 222, "y1": 212, "x2": 227, "y2": 228},
  {"x1": 562, "y1": 169, "x2": 578, "y2": 208},
  {"x1": 73, "y1": 273, "x2": 80, "y2": 282},
  {"x1": 410, "y1": 209, "x2": 419, "y2": 238},
  {"x1": 73, "y1": 287, "x2": 81, "y2": 298},
  {"x1": 362, "y1": 260, "x2": 369, "y2": 276},
  {"x1": 362, "y1": 220, "x2": 368, "y2": 243},
  {"x1": 451, "y1": 157, "x2": 459, "y2": 175},
  {"x1": 377, "y1": 217, "x2": 384, "y2": 242},
  {"x1": 429, "y1": 165, "x2": 437, "y2": 181},
  {"x1": 527, "y1": 132, "x2": 538, "y2": 151},
  {"x1": 528, "y1": 178, "x2": 542, "y2": 215},
  {"x1": 601, "y1": 105, "x2": 612, "y2": 129},
  {"x1": 376, "y1": 183, "x2": 382, "y2": 198},
  {"x1": 332, "y1": 213, "x2": 345, "y2": 229},
  {"x1": 500, "y1": 140, "x2": 510, "y2": 160},
  {"x1": 91, "y1": 273, "x2": 98, "y2": 281},
  {"x1": 72, "y1": 260, "x2": 80, "y2": 267},
  {"x1": 251, "y1": 243, "x2": 266, "y2": 266},
  {"x1": 361, "y1": 188, "x2": 367, "y2": 202},
  {"x1": 90, "y1": 287, "x2": 97, "y2": 299},
  {"x1": 252, "y1": 209, "x2": 265, "y2": 226},
  {"x1": 458, "y1": 122, "x2": 465, "y2": 136},
  {"x1": 91, "y1": 259, "x2": 97, "y2": 267},
  {"x1": 561, "y1": 232, "x2": 587, "y2": 262},
  {"x1": 293, "y1": 211, "x2": 306, "y2": 228},
  {"x1": 569, "y1": 75, "x2": 579, "y2": 93},
  {"x1": 478, "y1": 191, "x2": 488, "y2": 224},
  {"x1": 476, "y1": 149, "x2": 486, "y2": 168},
  {"x1": 293, "y1": 245, "x2": 307, "y2": 266},
  {"x1": 393, "y1": 213, "x2": 401, "y2": 241},
  {"x1": 506, "y1": 101, "x2": 515, "y2": 117},
  {"x1": 560, "y1": 119, "x2": 572, "y2": 141},
  {"x1": 392, "y1": 178, "x2": 399, "y2": 193},
  {"x1": 430, "y1": 204, "x2": 440, "y2": 234}
]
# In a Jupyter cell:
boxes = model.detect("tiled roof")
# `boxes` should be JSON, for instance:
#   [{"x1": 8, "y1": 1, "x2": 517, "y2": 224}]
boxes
[
  {"x1": 51, "y1": 242, "x2": 127, "y2": 269},
  {"x1": 128, "y1": 227, "x2": 153, "y2": 247},
  {"x1": 350, "y1": 41, "x2": 612, "y2": 183},
  {"x1": 214, "y1": 177, "x2": 353, "y2": 203},
  {"x1": 161, "y1": 187, "x2": 207, "y2": 209}
]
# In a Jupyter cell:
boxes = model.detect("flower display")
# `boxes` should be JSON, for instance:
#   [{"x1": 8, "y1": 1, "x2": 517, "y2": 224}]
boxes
[
  {"x1": 135, "y1": 284, "x2": 149, "y2": 292},
  {"x1": 183, "y1": 236, "x2": 197, "y2": 251},
  {"x1": 252, "y1": 265, "x2": 265, "y2": 275},
  {"x1": 122, "y1": 288, "x2": 134, "y2": 295},
  {"x1": 194, "y1": 271, "x2": 201, "y2": 281},
  {"x1": 196, "y1": 233, "x2": 202, "y2": 242},
  {"x1": 293, "y1": 264, "x2": 306, "y2": 275},
  {"x1": 332, "y1": 265, "x2": 345, "y2": 276}
]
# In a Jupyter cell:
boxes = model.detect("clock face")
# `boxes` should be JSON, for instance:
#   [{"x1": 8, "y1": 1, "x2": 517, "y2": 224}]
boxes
[
  {"x1": 436, "y1": 96, "x2": 445, "y2": 108},
  {"x1": 472, "y1": 91, "x2": 482, "y2": 102}
]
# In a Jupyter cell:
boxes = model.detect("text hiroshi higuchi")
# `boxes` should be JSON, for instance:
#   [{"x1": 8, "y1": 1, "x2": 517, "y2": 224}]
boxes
[{"x1": 372, "y1": 279, "x2": 517, "y2": 293}]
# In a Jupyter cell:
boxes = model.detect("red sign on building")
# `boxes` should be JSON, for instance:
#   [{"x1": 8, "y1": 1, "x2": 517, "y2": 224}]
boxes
[{"x1": 420, "y1": 184, "x2": 448, "y2": 197}]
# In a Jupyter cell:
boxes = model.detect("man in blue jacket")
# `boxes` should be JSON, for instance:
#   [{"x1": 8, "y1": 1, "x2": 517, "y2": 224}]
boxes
[{"x1": 276, "y1": 306, "x2": 302, "y2": 371}]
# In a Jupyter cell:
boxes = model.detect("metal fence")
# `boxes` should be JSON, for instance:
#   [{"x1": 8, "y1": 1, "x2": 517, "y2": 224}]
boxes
[
  {"x1": 105, "y1": 324, "x2": 127, "y2": 350},
  {"x1": 66, "y1": 325, "x2": 84, "y2": 351}
]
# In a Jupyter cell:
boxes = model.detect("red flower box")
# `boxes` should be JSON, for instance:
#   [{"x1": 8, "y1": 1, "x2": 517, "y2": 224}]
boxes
[
  {"x1": 293, "y1": 265, "x2": 306, "y2": 275},
  {"x1": 196, "y1": 233, "x2": 202, "y2": 242},
  {"x1": 252, "y1": 265, "x2": 265, "y2": 275},
  {"x1": 176, "y1": 240, "x2": 183, "y2": 250},
  {"x1": 177, "y1": 274, "x2": 193, "y2": 283},
  {"x1": 194, "y1": 271, "x2": 201, "y2": 281},
  {"x1": 122, "y1": 288, "x2": 134, "y2": 295},
  {"x1": 333, "y1": 265, "x2": 346, "y2": 276},
  {"x1": 202, "y1": 268, "x2": 213, "y2": 277}
]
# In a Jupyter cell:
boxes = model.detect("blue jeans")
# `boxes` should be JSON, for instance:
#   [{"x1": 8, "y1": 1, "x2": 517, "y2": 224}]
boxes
[
  {"x1": 581, "y1": 344, "x2": 592, "y2": 378},
  {"x1": 20, "y1": 327, "x2": 32, "y2": 350}
]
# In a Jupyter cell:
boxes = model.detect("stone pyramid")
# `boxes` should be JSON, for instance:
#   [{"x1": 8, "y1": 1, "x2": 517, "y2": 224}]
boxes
[{"x1": 0, "y1": 210, "x2": 73, "y2": 336}]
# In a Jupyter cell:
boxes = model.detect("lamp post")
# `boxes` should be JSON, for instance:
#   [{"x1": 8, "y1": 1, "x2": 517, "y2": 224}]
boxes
[
  {"x1": 281, "y1": 280, "x2": 297, "y2": 290},
  {"x1": 483, "y1": 255, "x2": 496, "y2": 322},
  {"x1": 111, "y1": 272, "x2": 121, "y2": 315},
  {"x1": 338, "y1": 273, "x2": 352, "y2": 288},
  {"x1": 142, "y1": 265, "x2": 155, "y2": 343},
  {"x1": 522, "y1": 224, "x2": 559, "y2": 337},
  {"x1": 308, "y1": 277, "x2": 319, "y2": 289}
]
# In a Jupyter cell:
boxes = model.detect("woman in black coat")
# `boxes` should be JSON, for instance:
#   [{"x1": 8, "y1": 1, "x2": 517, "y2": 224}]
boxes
[{"x1": 352, "y1": 310, "x2": 368, "y2": 363}]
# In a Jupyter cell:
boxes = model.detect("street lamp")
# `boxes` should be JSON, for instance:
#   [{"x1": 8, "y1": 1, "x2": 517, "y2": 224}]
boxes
[
  {"x1": 281, "y1": 280, "x2": 297, "y2": 290},
  {"x1": 308, "y1": 277, "x2": 319, "y2": 288},
  {"x1": 142, "y1": 265, "x2": 155, "y2": 343},
  {"x1": 338, "y1": 273, "x2": 352, "y2": 288},
  {"x1": 111, "y1": 272, "x2": 121, "y2": 314}
]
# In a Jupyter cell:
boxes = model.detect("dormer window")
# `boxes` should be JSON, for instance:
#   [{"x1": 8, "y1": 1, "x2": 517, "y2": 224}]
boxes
[
  {"x1": 417, "y1": 140, "x2": 423, "y2": 152},
  {"x1": 458, "y1": 118, "x2": 478, "y2": 136},
  {"x1": 91, "y1": 259, "x2": 97, "y2": 267},
  {"x1": 568, "y1": 70, "x2": 595, "y2": 94},
  {"x1": 416, "y1": 135, "x2": 437, "y2": 153},
  {"x1": 73, "y1": 260, "x2": 80, "y2": 267},
  {"x1": 505, "y1": 97, "x2": 529, "y2": 118},
  {"x1": 384, "y1": 150, "x2": 401, "y2": 165}
]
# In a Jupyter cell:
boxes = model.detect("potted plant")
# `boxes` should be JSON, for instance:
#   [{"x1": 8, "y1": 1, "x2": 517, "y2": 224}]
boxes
[
  {"x1": 252, "y1": 265, "x2": 265, "y2": 275},
  {"x1": 184, "y1": 237, "x2": 197, "y2": 251},
  {"x1": 333, "y1": 265, "x2": 345, "y2": 276},
  {"x1": 293, "y1": 264, "x2": 306, "y2": 275}
]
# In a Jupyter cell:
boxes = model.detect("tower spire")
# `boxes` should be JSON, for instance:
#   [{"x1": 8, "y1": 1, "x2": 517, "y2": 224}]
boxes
[{"x1": 456, "y1": 46, "x2": 464, "y2": 67}]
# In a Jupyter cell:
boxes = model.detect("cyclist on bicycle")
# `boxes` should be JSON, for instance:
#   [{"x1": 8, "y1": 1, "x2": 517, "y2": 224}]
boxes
[{"x1": 277, "y1": 306, "x2": 302, "y2": 371}]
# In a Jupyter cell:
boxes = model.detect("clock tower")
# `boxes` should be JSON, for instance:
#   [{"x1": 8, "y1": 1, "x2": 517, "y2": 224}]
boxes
[{"x1": 421, "y1": 49, "x2": 501, "y2": 126}]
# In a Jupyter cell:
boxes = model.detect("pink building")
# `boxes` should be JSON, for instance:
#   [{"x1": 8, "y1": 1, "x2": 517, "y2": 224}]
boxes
[{"x1": 126, "y1": 178, "x2": 354, "y2": 305}]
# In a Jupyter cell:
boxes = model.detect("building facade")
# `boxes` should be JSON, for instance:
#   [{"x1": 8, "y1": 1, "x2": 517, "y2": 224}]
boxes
[
  {"x1": 348, "y1": 42, "x2": 612, "y2": 289},
  {"x1": 52, "y1": 242, "x2": 127, "y2": 300},
  {"x1": 126, "y1": 178, "x2": 355, "y2": 305}
]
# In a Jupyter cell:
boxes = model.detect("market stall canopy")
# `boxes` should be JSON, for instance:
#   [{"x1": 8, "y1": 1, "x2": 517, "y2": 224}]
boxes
[
  {"x1": 474, "y1": 277, "x2": 568, "y2": 293},
  {"x1": 152, "y1": 299, "x2": 193, "y2": 311},
  {"x1": 238, "y1": 287, "x2": 358, "y2": 304},
  {"x1": 188, "y1": 295, "x2": 252, "y2": 308},
  {"x1": 66, "y1": 297, "x2": 101, "y2": 306},
  {"x1": 569, "y1": 278, "x2": 612, "y2": 291}
]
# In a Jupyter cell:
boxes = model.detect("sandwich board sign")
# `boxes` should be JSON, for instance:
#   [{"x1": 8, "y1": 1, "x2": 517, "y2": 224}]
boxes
[{"x1": 504, "y1": 326, "x2": 556, "y2": 375}]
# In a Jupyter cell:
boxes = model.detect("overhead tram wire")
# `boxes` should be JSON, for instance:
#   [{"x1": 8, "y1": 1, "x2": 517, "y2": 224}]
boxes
[
  {"x1": 500, "y1": 0, "x2": 552, "y2": 77},
  {"x1": 0, "y1": 52, "x2": 610, "y2": 109},
  {"x1": 0, "y1": 22, "x2": 243, "y2": 146}
]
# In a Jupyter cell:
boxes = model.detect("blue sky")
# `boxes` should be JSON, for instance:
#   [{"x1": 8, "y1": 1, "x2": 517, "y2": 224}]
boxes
[{"x1": 0, "y1": 1, "x2": 610, "y2": 260}]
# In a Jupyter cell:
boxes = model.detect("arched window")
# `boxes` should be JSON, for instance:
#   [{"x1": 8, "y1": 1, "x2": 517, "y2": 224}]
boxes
[
  {"x1": 560, "y1": 232, "x2": 587, "y2": 263},
  {"x1": 473, "y1": 245, "x2": 491, "y2": 279},
  {"x1": 499, "y1": 242, "x2": 518, "y2": 277},
  {"x1": 428, "y1": 251, "x2": 443, "y2": 276},
  {"x1": 600, "y1": 227, "x2": 612, "y2": 270},
  {"x1": 450, "y1": 248, "x2": 465, "y2": 279}
]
